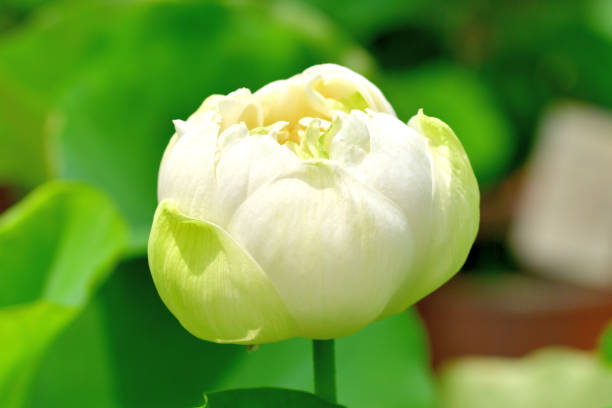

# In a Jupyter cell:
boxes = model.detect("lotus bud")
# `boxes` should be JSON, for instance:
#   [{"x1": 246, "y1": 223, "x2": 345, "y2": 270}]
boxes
[{"x1": 148, "y1": 64, "x2": 479, "y2": 344}]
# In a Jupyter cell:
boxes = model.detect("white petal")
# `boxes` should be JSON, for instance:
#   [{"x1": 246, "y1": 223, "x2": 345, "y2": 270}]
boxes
[
  {"x1": 216, "y1": 123, "x2": 250, "y2": 156},
  {"x1": 303, "y1": 64, "x2": 395, "y2": 116},
  {"x1": 351, "y1": 112, "x2": 435, "y2": 317},
  {"x1": 329, "y1": 110, "x2": 371, "y2": 167},
  {"x1": 254, "y1": 64, "x2": 395, "y2": 127},
  {"x1": 158, "y1": 118, "x2": 220, "y2": 221},
  {"x1": 255, "y1": 79, "x2": 322, "y2": 126},
  {"x1": 192, "y1": 88, "x2": 263, "y2": 132},
  {"x1": 172, "y1": 119, "x2": 190, "y2": 137},
  {"x1": 227, "y1": 160, "x2": 413, "y2": 338},
  {"x1": 159, "y1": 121, "x2": 300, "y2": 228},
  {"x1": 213, "y1": 134, "x2": 301, "y2": 225}
]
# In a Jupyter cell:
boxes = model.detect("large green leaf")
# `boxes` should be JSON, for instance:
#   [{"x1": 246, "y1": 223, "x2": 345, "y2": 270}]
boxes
[
  {"x1": 0, "y1": 181, "x2": 127, "y2": 407},
  {"x1": 0, "y1": 0, "x2": 371, "y2": 253},
  {"x1": 24, "y1": 295, "x2": 119, "y2": 408},
  {"x1": 381, "y1": 63, "x2": 514, "y2": 187},
  {"x1": 201, "y1": 388, "x2": 344, "y2": 408},
  {"x1": 25, "y1": 259, "x2": 243, "y2": 408}
]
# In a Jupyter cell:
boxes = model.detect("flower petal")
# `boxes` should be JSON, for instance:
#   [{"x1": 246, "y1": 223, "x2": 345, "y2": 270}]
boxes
[
  {"x1": 148, "y1": 200, "x2": 298, "y2": 344},
  {"x1": 193, "y1": 88, "x2": 263, "y2": 132},
  {"x1": 255, "y1": 63, "x2": 395, "y2": 127},
  {"x1": 399, "y1": 110, "x2": 480, "y2": 307},
  {"x1": 348, "y1": 112, "x2": 435, "y2": 317},
  {"x1": 303, "y1": 64, "x2": 395, "y2": 115},
  {"x1": 227, "y1": 160, "x2": 413, "y2": 338},
  {"x1": 328, "y1": 110, "x2": 371, "y2": 167},
  {"x1": 158, "y1": 121, "x2": 300, "y2": 228}
]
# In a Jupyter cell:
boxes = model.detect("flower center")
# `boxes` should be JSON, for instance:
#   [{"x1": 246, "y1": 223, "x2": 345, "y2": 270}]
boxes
[
  {"x1": 250, "y1": 116, "x2": 342, "y2": 160},
  {"x1": 249, "y1": 90, "x2": 370, "y2": 160}
]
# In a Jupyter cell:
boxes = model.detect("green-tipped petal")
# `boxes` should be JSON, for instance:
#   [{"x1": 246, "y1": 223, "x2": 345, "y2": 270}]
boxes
[
  {"x1": 406, "y1": 110, "x2": 479, "y2": 305},
  {"x1": 148, "y1": 201, "x2": 298, "y2": 344},
  {"x1": 379, "y1": 110, "x2": 479, "y2": 317}
]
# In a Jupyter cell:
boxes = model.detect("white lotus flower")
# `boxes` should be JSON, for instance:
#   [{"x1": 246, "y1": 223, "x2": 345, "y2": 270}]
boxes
[{"x1": 148, "y1": 64, "x2": 479, "y2": 344}]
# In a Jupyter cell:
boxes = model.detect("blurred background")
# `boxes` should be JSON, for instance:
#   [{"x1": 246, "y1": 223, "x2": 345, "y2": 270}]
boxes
[{"x1": 1, "y1": 0, "x2": 612, "y2": 407}]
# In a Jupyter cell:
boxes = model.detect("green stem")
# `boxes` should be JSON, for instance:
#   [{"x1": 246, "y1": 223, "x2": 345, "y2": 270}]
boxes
[{"x1": 312, "y1": 339, "x2": 337, "y2": 403}]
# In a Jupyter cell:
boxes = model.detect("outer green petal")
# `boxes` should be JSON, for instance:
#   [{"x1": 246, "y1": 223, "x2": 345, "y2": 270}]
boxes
[
  {"x1": 148, "y1": 200, "x2": 298, "y2": 344},
  {"x1": 383, "y1": 110, "x2": 479, "y2": 314},
  {"x1": 413, "y1": 110, "x2": 479, "y2": 299}
]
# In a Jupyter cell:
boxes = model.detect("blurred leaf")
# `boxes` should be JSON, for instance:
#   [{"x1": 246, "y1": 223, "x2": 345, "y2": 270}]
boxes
[
  {"x1": 381, "y1": 63, "x2": 514, "y2": 187},
  {"x1": 298, "y1": 0, "x2": 425, "y2": 43},
  {"x1": 539, "y1": 27, "x2": 612, "y2": 108},
  {"x1": 217, "y1": 311, "x2": 435, "y2": 408},
  {"x1": 0, "y1": 0, "x2": 371, "y2": 253},
  {"x1": 201, "y1": 388, "x2": 344, "y2": 408},
  {"x1": 600, "y1": 322, "x2": 612, "y2": 366},
  {"x1": 589, "y1": 0, "x2": 612, "y2": 40},
  {"x1": 439, "y1": 348, "x2": 612, "y2": 408},
  {"x1": 216, "y1": 337, "x2": 314, "y2": 392},
  {"x1": 483, "y1": 24, "x2": 612, "y2": 115},
  {"x1": 337, "y1": 311, "x2": 435, "y2": 408},
  {"x1": 0, "y1": 181, "x2": 126, "y2": 407},
  {"x1": 0, "y1": 0, "x2": 49, "y2": 32},
  {"x1": 472, "y1": 4, "x2": 612, "y2": 158},
  {"x1": 24, "y1": 296, "x2": 119, "y2": 408},
  {"x1": 25, "y1": 259, "x2": 243, "y2": 408},
  {"x1": 0, "y1": 75, "x2": 49, "y2": 188}
]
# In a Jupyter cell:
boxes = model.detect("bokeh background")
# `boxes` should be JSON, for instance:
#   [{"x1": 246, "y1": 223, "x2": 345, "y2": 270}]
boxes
[{"x1": 1, "y1": 0, "x2": 612, "y2": 407}]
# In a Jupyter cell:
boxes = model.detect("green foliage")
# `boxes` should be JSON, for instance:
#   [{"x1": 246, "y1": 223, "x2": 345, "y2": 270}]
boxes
[
  {"x1": 0, "y1": 76, "x2": 48, "y2": 188},
  {"x1": 589, "y1": 0, "x2": 612, "y2": 40},
  {"x1": 24, "y1": 259, "x2": 241, "y2": 408},
  {"x1": 481, "y1": 23, "x2": 612, "y2": 137},
  {"x1": 600, "y1": 322, "x2": 612, "y2": 366},
  {"x1": 201, "y1": 388, "x2": 344, "y2": 408},
  {"x1": 0, "y1": 181, "x2": 126, "y2": 407},
  {"x1": 299, "y1": 0, "x2": 425, "y2": 42}
]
